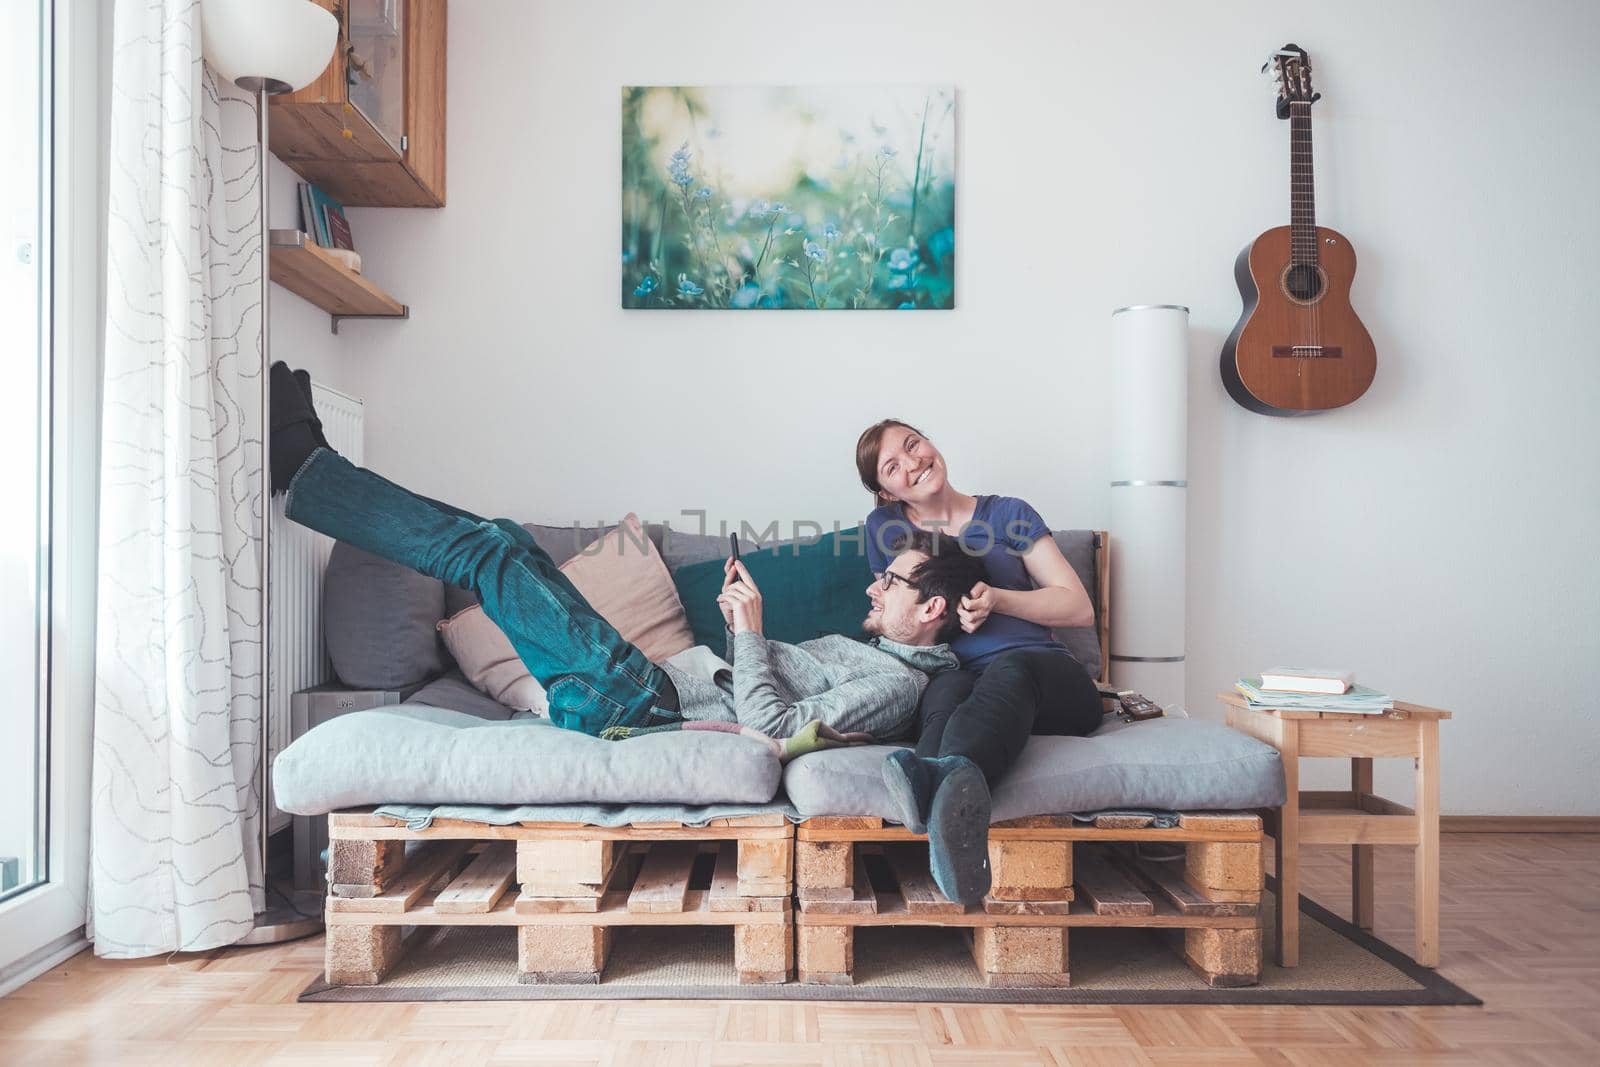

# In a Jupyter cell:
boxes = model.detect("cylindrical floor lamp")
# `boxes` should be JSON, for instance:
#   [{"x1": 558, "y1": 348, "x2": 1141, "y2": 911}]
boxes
[
  {"x1": 201, "y1": 0, "x2": 338, "y2": 946},
  {"x1": 1109, "y1": 304, "x2": 1189, "y2": 711}
]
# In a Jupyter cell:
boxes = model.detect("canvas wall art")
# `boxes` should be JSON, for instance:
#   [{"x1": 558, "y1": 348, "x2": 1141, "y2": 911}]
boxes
[{"x1": 622, "y1": 85, "x2": 956, "y2": 310}]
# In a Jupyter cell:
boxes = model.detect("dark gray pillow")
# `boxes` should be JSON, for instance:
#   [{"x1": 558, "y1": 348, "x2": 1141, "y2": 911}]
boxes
[
  {"x1": 527, "y1": 522, "x2": 621, "y2": 567},
  {"x1": 1051, "y1": 530, "x2": 1102, "y2": 680},
  {"x1": 660, "y1": 526, "x2": 757, "y2": 572},
  {"x1": 323, "y1": 542, "x2": 446, "y2": 688}
]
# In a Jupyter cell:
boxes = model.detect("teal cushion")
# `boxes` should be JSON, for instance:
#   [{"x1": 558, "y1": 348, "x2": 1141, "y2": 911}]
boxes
[{"x1": 672, "y1": 528, "x2": 876, "y2": 647}]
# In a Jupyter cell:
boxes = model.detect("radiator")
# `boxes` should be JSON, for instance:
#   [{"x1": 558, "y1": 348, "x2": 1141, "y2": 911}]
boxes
[{"x1": 266, "y1": 383, "x2": 364, "y2": 830}]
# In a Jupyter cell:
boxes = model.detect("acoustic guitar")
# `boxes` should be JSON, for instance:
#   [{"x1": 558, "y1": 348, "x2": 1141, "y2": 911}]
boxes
[{"x1": 1221, "y1": 45, "x2": 1376, "y2": 416}]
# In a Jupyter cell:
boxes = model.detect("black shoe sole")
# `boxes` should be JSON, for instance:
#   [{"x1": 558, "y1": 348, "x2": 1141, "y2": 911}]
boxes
[{"x1": 926, "y1": 761, "x2": 993, "y2": 906}]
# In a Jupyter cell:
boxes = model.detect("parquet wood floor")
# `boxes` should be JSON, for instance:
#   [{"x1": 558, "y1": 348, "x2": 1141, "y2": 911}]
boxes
[{"x1": 2, "y1": 833, "x2": 1595, "y2": 1065}]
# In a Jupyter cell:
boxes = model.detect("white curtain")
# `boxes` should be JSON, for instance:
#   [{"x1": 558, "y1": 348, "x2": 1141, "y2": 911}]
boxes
[{"x1": 91, "y1": 0, "x2": 266, "y2": 956}]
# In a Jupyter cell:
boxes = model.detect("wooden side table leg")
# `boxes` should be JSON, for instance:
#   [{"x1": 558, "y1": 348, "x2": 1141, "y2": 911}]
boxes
[
  {"x1": 1414, "y1": 720, "x2": 1441, "y2": 967},
  {"x1": 1351, "y1": 757, "x2": 1375, "y2": 930},
  {"x1": 1276, "y1": 720, "x2": 1301, "y2": 968}
]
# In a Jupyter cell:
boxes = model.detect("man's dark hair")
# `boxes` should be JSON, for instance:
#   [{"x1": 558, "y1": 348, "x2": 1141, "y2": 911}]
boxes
[{"x1": 892, "y1": 529, "x2": 988, "y2": 643}]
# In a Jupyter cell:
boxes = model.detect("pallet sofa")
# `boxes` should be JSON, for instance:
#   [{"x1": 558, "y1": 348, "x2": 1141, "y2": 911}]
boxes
[
  {"x1": 278, "y1": 710, "x2": 1284, "y2": 989},
  {"x1": 275, "y1": 519, "x2": 1286, "y2": 990}
]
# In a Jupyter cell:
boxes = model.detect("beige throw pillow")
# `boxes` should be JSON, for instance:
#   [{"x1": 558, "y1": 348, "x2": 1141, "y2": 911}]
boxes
[
  {"x1": 437, "y1": 512, "x2": 696, "y2": 711},
  {"x1": 558, "y1": 513, "x2": 696, "y2": 663},
  {"x1": 436, "y1": 604, "x2": 549, "y2": 715}
]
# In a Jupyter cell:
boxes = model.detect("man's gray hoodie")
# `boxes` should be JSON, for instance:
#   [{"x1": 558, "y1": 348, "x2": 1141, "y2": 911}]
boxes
[{"x1": 658, "y1": 630, "x2": 961, "y2": 740}]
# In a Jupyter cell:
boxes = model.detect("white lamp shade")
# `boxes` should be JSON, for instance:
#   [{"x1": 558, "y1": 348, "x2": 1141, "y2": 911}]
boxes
[
  {"x1": 201, "y1": 0, "x2": 339, "y2": 94},
  {"x1": 1108, "y1": 304, "x2": 1189, "y2": 710}
]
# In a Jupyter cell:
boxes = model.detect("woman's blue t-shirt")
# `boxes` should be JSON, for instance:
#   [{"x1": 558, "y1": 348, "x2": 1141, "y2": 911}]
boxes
[{"x1": 864, "y1": 495, "x2": 1066, "y2": 671}]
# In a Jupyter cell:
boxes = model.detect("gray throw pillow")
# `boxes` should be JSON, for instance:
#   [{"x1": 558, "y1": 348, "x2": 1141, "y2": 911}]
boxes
[
  {"x1": 1051, "y1": 529, "x2": 1102, "y2": 679},
  {"x1": 660, "y1": 526, "x2": 757, "y2": 572},
  {"x1": 323, "y1": 542, "x2": 446, "y2": 688}
]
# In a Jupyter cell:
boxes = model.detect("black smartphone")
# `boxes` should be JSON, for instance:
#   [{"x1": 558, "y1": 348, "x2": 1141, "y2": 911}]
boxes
[{"x1": 728, "y1": 533, "x2": 742, "y2": 582}]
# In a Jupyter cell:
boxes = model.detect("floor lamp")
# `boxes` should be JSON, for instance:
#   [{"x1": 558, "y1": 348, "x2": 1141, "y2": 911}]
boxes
[
  {"x1": 200, "y1": 0, "x2": 338, "y2": 946},
  {"x1": 1109, "y1": 304, "x2": 1190, "y2": 711}
]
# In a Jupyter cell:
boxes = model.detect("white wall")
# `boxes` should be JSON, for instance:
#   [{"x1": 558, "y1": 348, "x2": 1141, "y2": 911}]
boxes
[
  {"x1": 268, "y1": 154, "x2": 358, "y2": 396},
  {"x1": 324, "y1": 0, "x2": 1599, "y2": 815}
]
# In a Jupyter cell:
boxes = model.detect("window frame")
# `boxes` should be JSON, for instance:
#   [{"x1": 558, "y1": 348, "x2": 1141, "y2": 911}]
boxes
[{"x1": 0, "y1": 0, "x2": 105, "y2": 986}]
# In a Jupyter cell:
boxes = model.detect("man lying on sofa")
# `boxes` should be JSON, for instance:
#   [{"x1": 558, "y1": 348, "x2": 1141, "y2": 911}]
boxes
[{"x1": 270, "y1": 363, "x2": 997, "y2": 901}]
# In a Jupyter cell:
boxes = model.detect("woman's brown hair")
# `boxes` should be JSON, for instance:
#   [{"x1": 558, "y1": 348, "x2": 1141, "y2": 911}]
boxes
[{"x1": 855, "y1": 419, "x2": 930, "y2": 504}]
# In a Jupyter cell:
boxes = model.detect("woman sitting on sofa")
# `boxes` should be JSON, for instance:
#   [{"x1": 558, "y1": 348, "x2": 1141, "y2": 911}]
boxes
[{"x1": 856, "y1": 419, "x2": 1105, "y2": 902}]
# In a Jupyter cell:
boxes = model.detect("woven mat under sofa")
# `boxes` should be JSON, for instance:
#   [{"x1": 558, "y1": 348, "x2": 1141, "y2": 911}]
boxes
[{"x1": 299, "y1": 892, "x2": 1478, "y2": 1006}]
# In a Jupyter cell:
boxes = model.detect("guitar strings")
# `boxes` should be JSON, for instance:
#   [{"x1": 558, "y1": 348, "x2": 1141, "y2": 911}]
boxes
[
  {"x1": 1298, "y1": 94, "x2": 1319, "y2": 375},
  {"x1": 1299, "y1": 97, "x2": 1310, "y2": 361},
  {"x1": 1307, "y1": 93, "x2": 1320, "y2": 361}
]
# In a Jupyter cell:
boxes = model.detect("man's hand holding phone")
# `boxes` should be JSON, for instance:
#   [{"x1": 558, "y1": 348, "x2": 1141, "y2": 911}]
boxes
[{"x1": 717, "y1": 558, "x2": 764, "y2": 635}]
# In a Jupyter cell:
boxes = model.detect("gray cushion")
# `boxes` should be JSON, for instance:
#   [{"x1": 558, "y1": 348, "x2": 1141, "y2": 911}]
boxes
[
  {"x1": 1051, "y1": 530, "x2": 1101, "y2": 679},
  {"x1": 528, "y1": 522, "x2": 633, "y2": 567},
  {"x1": 272, "y1": 705, "x2": 783, "y2": 815},
  {"x1": 660, "y1": 526, "x2": 756, "y2": 572},
  {"x1": 782, "y1": 716, "x2": 1285, "y2": 823},
  {"x1": 323, "y1": 542, "x2": 446, "y2": 688},
  {"x1": 409, "y1": 670, "x2": 517, "y2": 721}
]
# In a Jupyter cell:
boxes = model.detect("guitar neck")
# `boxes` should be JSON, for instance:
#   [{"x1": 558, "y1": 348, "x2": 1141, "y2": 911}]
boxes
[{"x1": 1290, "y1": 100, "x2": 1317, "y2": 265}]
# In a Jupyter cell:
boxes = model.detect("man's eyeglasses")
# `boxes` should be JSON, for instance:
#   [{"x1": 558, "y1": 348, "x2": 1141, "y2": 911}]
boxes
[{"x1": 879, "y1": 570, "x2": 922, "y2": 594}]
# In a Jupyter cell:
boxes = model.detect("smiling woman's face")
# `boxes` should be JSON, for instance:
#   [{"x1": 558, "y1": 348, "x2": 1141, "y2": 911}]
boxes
[{"x1": 875, "y1": 425, "x2": 948, "y2": 506}]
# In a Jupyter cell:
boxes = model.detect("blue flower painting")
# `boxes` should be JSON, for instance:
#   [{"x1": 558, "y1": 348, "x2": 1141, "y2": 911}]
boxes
[{"x1": 622, "y1": 85, "x2": 956, "y2": 310}]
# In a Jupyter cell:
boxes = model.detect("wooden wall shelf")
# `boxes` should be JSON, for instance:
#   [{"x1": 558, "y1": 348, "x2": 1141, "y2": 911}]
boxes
[{"x1": 269, "y1": 230, "x2": 409, "y2": 335}]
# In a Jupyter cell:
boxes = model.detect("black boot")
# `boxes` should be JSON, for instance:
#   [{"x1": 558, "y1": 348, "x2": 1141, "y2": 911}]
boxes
[
  {"x1": 270, "y1": 362, "x2": 332, "y2": 494},
  {"x1": 290, "y1": 368, "x2": 327, "y2": 445}
]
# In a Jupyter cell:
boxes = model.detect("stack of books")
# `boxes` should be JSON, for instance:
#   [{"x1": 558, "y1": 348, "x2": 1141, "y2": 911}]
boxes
[
  {"x1": 1235, "y1": 667, "x2": 1393, "y2": 714},
  {"x1": 298, "y1": 182, "x2": 355, "y2": 253}
]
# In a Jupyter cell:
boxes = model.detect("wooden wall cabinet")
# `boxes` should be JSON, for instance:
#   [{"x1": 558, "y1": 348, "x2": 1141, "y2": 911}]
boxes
[{"x1": 270, "y1": 0, "x2": 446, "y2": 207}]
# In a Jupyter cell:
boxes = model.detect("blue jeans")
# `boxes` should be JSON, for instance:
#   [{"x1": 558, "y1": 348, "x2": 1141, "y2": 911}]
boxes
[{"x1": 284, "y1": 448, "x2": 679, "y2": 736}]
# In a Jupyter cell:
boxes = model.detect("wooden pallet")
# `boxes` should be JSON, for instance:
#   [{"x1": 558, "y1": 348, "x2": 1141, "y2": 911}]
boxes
[
  {"x1": 323, "y1": 811, "x2": 794, "y2": 986},
  {"x1": 794, "y1": 813, "x2": 1265, "y2": 988}
]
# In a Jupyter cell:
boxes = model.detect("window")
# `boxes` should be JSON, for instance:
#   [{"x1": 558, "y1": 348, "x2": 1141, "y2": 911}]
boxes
[
  {"x1": 0, "y1": 0, "x2": 97, "y2": 980},
  {"x1": 0, "y1": 0, "x2": 50, "y2": 906}
]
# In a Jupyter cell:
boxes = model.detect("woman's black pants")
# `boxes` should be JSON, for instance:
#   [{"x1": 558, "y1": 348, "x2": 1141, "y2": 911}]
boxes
[{"x1": 914, "y1": 646, "x2": 1102, "y2": 785}]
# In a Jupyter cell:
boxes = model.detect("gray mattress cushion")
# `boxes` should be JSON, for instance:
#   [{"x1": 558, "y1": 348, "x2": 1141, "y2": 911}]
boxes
[
  {"x1": 323, "y1": 542, "x2": 446, "y2": 688},
  {"x1": 782, "y1": 716, "x2": 1285, "y2": 823},
  {"x1": 272, "y1": 705, "x2": 783, "y2": 816}
]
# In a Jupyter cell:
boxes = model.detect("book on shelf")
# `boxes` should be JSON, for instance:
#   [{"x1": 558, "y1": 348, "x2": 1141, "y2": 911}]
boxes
[
  {"x1": 298, "y1": 183, "x2": 351, "y2": 250},
  {"x1": 1235, "y1": 677, "x2": 1393, "y2": 714},
  {"x1": 1259, "y1": 667, "x2": 1354, "y2": 694},
  {"x1": 324, "y1": 205, "x2": 354, "y2": 252},
  {"x1": 297, "y1": 183, "x2": 320, "y2": 245}
]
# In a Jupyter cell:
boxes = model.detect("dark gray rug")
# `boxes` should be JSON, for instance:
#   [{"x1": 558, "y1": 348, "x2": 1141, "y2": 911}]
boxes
[{"x1": 300, "y1": 893, "x2": 1479, "y2": 1006}]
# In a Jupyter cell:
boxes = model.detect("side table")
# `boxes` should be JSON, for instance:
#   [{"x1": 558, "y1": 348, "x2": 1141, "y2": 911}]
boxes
[{"x1": 1219, "y1": 692, "x2": 1451, "y2": 967}]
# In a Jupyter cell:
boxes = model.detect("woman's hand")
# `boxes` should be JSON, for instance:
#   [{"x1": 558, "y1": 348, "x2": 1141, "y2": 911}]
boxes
[
  {"x1": 958, "y1": 581, "x2": 996, "y2": 634},
  {"x1": 717, "y1": 559, "x2": 764, "y2": 634}
]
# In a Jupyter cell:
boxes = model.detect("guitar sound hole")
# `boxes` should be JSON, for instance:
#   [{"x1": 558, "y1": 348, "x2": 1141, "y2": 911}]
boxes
[{"x1": 1284, "y1": 263, "x2": 1325, "y2": 302}]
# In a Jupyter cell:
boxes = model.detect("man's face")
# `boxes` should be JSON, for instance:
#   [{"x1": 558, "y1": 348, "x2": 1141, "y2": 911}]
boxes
[{"x1": 863, "y1": 550, "x2": 939, "y2": 644}]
